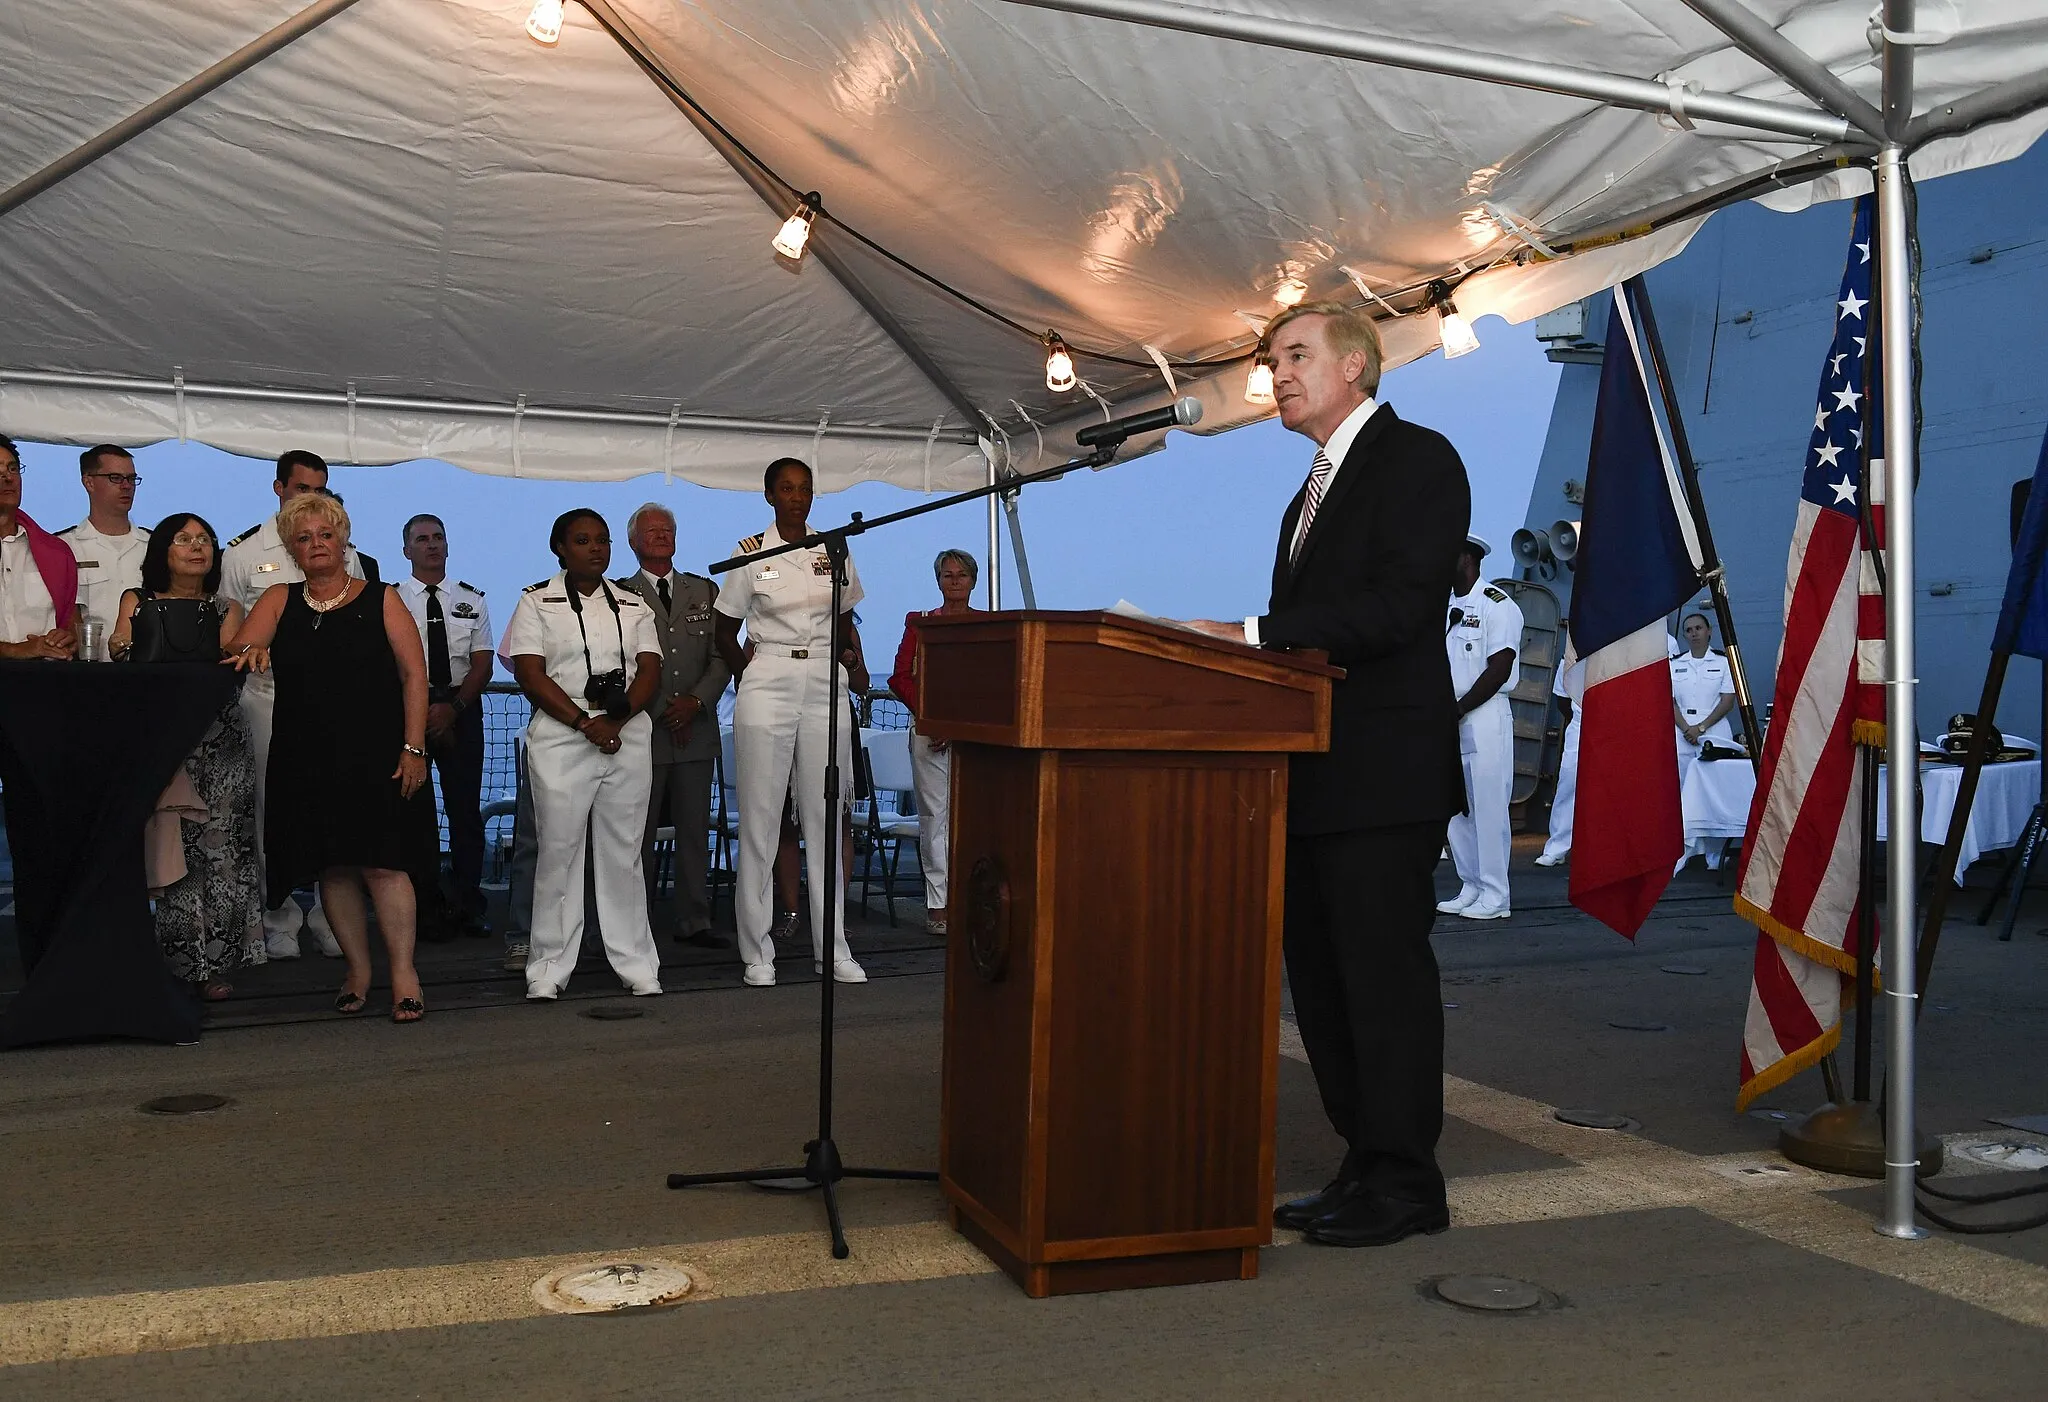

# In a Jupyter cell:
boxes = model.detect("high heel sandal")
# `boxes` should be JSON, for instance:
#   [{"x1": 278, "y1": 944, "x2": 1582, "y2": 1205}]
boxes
[
  {"x1": 334, "y1": 989, "x2": 368, "y2": 1015},
  {"x1": 390, "y1": 997, "x2": 426, "y2": 1024}
]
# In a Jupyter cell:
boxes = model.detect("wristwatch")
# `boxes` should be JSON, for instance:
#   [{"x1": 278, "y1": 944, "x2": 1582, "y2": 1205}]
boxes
[{"x1": 402, "y1": 744, "x2": 427, "y2": 758}]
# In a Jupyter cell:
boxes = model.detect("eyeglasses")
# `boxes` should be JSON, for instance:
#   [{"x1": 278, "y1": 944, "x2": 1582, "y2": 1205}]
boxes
[
  {"x1": 170, "y1": 533, "x2": 215, "y2": 548},
  {"x1": 89, "y1": 472, "x2": 143, "y2": 487},
  {"x1": 0, "y1": 463, "x2": 22, "y2": 481}
]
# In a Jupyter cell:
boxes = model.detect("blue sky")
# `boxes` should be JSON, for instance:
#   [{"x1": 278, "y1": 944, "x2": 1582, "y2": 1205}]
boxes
[{"x1": 13, "y1": 317, "x2": 1557, "y2": 648}]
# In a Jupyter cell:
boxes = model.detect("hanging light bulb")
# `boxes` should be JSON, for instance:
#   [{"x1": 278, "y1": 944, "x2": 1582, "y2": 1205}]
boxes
[
  {"x1": 525, "y1": 0, "x2": 564, "y2": 45},
  {"x1": 1272, "y1": 276, "x2": 1308, "y2": 308},
  {"x1": 1245, "y1": 357, "x2": 1275, "y2": 406},
  {"x1": 1043, "y1": 332, "x2": 1077, "y2": 393},
  {"x1": 772, "y1": 194, "x2": 820, "y2": 261},
  {"x1": 1429, "y1": 281, "x2": 1481, "y2": 358}
]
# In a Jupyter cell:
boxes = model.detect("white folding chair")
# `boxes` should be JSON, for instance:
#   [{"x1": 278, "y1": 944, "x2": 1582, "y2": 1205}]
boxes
[{"x1": 858, "y1": 728, "x2": 920, "y2": 926}]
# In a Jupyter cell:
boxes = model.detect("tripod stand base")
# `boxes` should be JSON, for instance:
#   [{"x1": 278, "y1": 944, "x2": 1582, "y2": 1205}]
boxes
[
  {"x1": 1778, "y1": 1102, "x2": 1944, "y2": 1179},
  {"x1": 667, "y1": 1138, "x2": 938, "y2": 1260}
]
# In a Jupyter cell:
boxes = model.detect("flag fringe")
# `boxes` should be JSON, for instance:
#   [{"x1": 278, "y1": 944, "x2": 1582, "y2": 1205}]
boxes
[
  {"x1": 1733, "y1": 893, "x2": 1858, "y2": 976},
  {"x1": 1853, "y1": 719, "x2": 1887, "y2": 746},
  {"x1": 1736, "y1": 1020, "x2": 1842, "y2": 1112}
]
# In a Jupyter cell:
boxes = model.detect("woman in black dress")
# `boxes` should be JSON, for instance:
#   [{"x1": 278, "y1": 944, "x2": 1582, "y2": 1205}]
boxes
[
  {"x1": 227, "y1": 492, "x2": 435, "y2": 1021},
  {"x1": 109, "y1": 513, "x2": 264, "y2": 999}
]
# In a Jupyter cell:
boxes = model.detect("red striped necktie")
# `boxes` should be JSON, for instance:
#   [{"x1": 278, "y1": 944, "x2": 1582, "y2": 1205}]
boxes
[{"x1": 1291, "y1": 449, "x2": 1335, "y2": 567}]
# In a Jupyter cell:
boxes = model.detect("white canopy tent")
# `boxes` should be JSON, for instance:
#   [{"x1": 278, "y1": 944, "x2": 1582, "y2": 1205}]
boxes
[{"x1": 6, "y1": 0, "x2": 2048, "y2": 1231}]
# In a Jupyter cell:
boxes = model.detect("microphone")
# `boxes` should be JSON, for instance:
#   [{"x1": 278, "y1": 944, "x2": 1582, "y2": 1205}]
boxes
[{"x1": 1074, "y1": 396, "x2": 1204, "y2": 448}]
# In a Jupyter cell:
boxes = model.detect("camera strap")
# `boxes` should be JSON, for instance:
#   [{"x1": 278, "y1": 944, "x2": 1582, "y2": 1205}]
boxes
[{"x1": 567, "y1": 578, "x2": 627, "y2": 688}]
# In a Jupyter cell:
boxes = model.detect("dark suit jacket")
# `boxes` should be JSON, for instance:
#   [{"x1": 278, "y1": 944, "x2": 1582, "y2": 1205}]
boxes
[
  {"x1": 1258, "y1": 403, "x2": 1470, "y2": 836},
  {"x1": 615, "y1": 571, "x2": 731, "y2": 764}
]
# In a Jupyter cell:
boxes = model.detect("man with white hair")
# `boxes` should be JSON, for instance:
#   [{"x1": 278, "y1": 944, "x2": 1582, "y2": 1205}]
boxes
[{"x1": 617, "y1": 502, "x2": 731, "y2": 949}]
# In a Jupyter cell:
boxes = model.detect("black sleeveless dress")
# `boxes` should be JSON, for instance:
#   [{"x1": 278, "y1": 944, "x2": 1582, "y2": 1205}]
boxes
[{"x1": 263, "y1": 581, "x2": 436, "y2": 905}]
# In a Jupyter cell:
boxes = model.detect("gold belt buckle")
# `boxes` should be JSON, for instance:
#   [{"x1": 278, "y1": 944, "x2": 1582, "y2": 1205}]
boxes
[{"x1": 790, "y1": 648, "x2": 809, "y2": 659}]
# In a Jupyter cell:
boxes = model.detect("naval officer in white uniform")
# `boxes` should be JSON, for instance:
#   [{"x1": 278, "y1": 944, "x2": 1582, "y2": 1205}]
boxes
[
  {"x1": 713, "y1": 457, "x2": 869, "y2": 987},
  {"x1": 503, "y1": 508, "x2": 665, "y2": 1000},
  {"x1": 1535, "y1": 654, "x2": 1584, "y2": 867},
  {"x1": 59, "y1": 446, "x2": 149, "y2": 658},
  {"x1": 1671, "y1": 611, "x2": 1736, "y2": 790},
  {"x1": 221, "y1": 450, "x2": 363, "y2": 959},
  {"x1": 1438, "y1": 535, "x2": 1522, "y2": 920}
]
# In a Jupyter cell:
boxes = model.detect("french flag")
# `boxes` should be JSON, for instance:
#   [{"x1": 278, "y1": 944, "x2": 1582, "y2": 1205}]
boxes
[{"x1": 1566, "y1": 280, "x2": 1704, "y2": 937}]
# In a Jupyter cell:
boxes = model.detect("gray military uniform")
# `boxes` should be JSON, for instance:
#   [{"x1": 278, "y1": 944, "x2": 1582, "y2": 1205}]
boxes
[{"x1": 616, "y1": 569, "x2": 731, "y2": 938}]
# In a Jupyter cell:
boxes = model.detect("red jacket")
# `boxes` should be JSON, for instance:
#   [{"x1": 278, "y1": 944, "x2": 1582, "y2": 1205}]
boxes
[
  {"x1": 887, "y1": 610, "x2": 925, "y2": 714},
  {"x1": 15, "y1": 511, "x2": 79, "y2": 631}
]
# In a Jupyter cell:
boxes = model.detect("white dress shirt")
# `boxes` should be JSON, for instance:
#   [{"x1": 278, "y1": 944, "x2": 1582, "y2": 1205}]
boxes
[
  {"x1": 713, "y1": 525, "x2": 864, "y2": 650},
  {"x1": 503, "y1": 570, "x2": 658, "y2": 714},
  {"x1": 62, "y1": 519, "x2": 150, "y2": 656},
  {"x1": 0, "y1": 526, "x2": 59, "y2": 642},
  {"x1": 396, "y1": 575, "x2": 494, "y2": 689},
  {"x1": 1247, "y1": 395, "x2": 1380, "y2": 645}
]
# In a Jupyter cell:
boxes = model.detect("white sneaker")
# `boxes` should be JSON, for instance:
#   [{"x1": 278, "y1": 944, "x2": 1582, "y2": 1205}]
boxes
[
  {"x1": 1533, "y1": 852, "x2": 1567, "y2": 868},
  {"x1": 525, "y1": 983, "x2": 558, "y2": 1001},
  {"x1": 304, "y1": 902, "x2": 343, "y2": 958},
  {"x1": 1459, "y1": 903, "x2": 1512, "y2": 920},
  {"x1": 263, "y1": 929, "x2": 303, "y2": 960},
  {"x1": 814, "y1": 958, "x2": 868, "y2": 983},
  {"x1": 628, "y1": 981, "x2": 663, "y2": 997},
  {"x1": 1435, "y1": 889, "x2": 1478, "y2": 915},
  {"x1": 743, "y1": 963, "x2": 777, "y2": 987}
]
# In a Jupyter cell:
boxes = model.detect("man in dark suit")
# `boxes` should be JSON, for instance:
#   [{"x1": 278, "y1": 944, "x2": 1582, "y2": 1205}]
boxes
[
  {"x1": 1200, "y1": 300, "x2": 1469, "y2": 1246},
  {"x1": 619, "y1": 503, "x2": 733, "y2": 949}
]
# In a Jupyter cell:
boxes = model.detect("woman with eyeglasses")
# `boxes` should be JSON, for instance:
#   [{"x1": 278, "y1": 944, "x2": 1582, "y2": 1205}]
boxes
[
  {"x1": 502, "y1": 509, "x2": 665, "y2": 1001},
  {"x1": 226, "y1": 491, "x2": 436, "y2": 1022},
  {"x1": 108, "y1": 513, "x2": 263, "y2": 998}
]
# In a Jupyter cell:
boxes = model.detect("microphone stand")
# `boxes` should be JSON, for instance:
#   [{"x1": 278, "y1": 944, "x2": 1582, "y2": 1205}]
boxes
[{"x1": 666, "y1": 441, "x2": 1117, "y2": 1259}]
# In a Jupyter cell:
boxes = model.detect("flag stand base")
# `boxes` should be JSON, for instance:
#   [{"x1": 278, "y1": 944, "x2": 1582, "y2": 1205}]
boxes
[{"x1": 1779, "y1": 1101, "x2": 1943, "y2": 1179}]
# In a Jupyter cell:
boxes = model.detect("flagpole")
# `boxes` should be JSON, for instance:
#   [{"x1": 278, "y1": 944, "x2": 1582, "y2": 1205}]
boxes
[{"x1": 1624, "y1": 275, "x2": 1764, "y2": 777}]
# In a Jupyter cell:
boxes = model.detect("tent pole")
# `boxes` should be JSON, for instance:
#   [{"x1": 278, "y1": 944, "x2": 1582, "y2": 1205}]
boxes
[
  {"x1": 994, "y1": 0, "x2": 1855, "y2": 143},
  {"x1": 1875, "y1": 95, "x2": 1927, "y2": 1245},
  {"x1": 1678, "y1": 0, "x2": 1887, "y2": 139},
  {"x1": 577, "y1": 0, "x2": 986, "y2": 433},
  {"x1": 1907, "y1": 70, "x2": 2048, "y2": 145},
  {"x1": 0, "y1": 0, "x2": 367, "y2": 220},
  {"x1": 987, "y1": 463, "x2": 1004, "y2": 609}
]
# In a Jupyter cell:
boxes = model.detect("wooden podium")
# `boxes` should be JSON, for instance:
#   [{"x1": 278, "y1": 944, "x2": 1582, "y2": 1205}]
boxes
[{"x1": 916, "y1": 610, "x2": 1337, "y2": 1297}]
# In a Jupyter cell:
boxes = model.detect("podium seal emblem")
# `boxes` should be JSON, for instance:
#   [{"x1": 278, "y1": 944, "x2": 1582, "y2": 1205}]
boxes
[{"x1": 963, "y1": 855, "x2": 1012, "y2": 982}]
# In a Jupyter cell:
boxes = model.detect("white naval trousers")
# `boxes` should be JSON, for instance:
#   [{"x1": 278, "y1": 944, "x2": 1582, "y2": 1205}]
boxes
[
  {"x1": 1540, "y1": 711, "x2": 1580, "y2": 863},
  {"x1": 733, "y1": 650, "x2": 855, "y2": 969},
  {"x1": 1447, "y1": 696, "x2": 1515, "y2": 910},
  {"x1": 524, "y1": 711, "x2": 662, "y2": 994},
  {"x1": 909, "y1": 731, "x2": 951, "y2": 909},
  {"x1": 238, "y1": 673, "x2": 313, "y2": 934}
]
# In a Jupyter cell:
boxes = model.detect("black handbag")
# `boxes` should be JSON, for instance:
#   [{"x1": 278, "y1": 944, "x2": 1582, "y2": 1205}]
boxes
[{"x1": 126, "y1": 593, "x2": 225, "y2": 664}]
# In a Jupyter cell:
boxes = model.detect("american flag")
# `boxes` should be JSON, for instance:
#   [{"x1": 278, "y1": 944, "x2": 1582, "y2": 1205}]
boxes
[{"x1": 1733, "y1": 195, "x2": 1885, "y2": 1109}]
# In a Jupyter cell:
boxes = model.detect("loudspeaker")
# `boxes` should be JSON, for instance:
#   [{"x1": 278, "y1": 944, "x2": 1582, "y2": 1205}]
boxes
[
  {"x1": 1551, "y1": 519, "x2": 1582, "y2": 563},
  {"x1": 1512, "y1": 526, "x2": 1553, "y2": 571}
]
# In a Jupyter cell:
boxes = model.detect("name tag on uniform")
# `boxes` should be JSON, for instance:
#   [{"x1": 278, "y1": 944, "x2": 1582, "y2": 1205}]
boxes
[
  {"x1": 256, "y1": 562, "x2": 281, "y2": 574},
  {"x1": 756, "y1": 568, "x2": 781, "y2": 581},
  {"x1": 76, "y1": 559, "x2": 101, "y2": 569}
]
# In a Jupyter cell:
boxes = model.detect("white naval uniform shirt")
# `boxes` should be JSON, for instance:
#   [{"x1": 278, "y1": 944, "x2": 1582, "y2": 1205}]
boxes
[
  {"x1": 396, "y1": 576, "x2": 494, "y2": 690},
  {"x1": 1447, "y1": 582, "x2": 1524, "y2": 699},
  {"x1": 712, "y1": 525, "x2": 864, "y2": 652},
  {"x1": 502, "y1": 571, "x2": 658, "y2": 717},
  {"x1": 220, "y1": 514, "x2": 365, "y2": 614},
  {"x1": 60, "y1": 520, "x2": 150, "y2": 656},
  {"x1": 1670, "y1": 649, "x2": 1736, "y2": 741},
  {"x1": 0, "y1": 526, "x2": 59, "y2": 642}
]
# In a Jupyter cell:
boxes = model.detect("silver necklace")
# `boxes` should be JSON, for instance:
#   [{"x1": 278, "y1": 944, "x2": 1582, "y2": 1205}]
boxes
[{"x1": 305, "y1": 578, "x2": 354, "y2": 627}]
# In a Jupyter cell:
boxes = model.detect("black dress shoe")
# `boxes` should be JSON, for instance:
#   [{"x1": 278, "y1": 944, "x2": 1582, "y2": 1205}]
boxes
[
  {"x1": 682, "y1": 929, "x2": 732, "y2": 950},
  {"x1": 1273, "y1": 1178, "x2": 1362, "y2": 1231},
  {"x1": 1301, "y1": 1193, "x2": 1450, "y2": 1248}
]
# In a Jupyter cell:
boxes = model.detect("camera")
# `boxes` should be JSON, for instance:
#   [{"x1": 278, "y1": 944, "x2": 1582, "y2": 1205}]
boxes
[{"x1": 584, "y1": 668, "x2": 632, "y2": 720}]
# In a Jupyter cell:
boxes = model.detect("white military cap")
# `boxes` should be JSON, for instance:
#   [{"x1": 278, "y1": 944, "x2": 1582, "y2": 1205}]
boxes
[{"x1": 1465, "y1": 533, "x2": 1493, "y2": 559}]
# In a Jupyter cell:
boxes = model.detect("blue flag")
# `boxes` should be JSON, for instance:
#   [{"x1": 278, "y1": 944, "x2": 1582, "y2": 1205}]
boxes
[{"x1": 1994, "y1": 424, "x2": 2048, "y2": 660}]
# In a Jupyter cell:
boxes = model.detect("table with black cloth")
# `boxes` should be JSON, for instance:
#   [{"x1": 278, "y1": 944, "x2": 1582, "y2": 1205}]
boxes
[{"x1": 0, "y1": 659, "x2": 239, "y2": 1048}]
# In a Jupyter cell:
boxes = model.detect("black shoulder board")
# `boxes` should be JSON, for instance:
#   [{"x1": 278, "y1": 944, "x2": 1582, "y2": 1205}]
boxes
[
  {"x1": 227, "y1": 524, "x2": 261, "y2": 546},
  {"x1": 739, "y1": 533, "x2": 764, "y2": 552},
  {"x1": 457, "y1": 580, "x2": 483, "y2": 595},
  {"x1": 612, "y1": 576, "x2": 638, "y2": 588},
  {"x1": 523, "y1": 579, "x2": 549, "y2": 593},
  {"x1": 1483, "y1": 585, "x2": 1509, "y2": 603}
]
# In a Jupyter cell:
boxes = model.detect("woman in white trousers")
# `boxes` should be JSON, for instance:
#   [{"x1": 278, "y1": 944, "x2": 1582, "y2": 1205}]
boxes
[
  {"x1": 886, "y1": 549, "x2": 978, "y2": 934},
  {"x1": 504, "y1": 509, "x2": 665, "y2": 1000},
  {"x1": 714, "y1": 459, "x2": 870, "y2": 988}
]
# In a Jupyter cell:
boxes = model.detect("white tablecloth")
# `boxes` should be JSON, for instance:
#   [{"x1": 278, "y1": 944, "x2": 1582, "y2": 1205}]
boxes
[{"x1": 1676, "y1": 755, "x2": 2040, "y2": 883}]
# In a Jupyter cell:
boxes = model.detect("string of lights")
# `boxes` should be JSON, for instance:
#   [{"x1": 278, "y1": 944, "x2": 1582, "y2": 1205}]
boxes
[{"x1": 524, "y1": 1, "x2": 1503, "y2": 408}]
